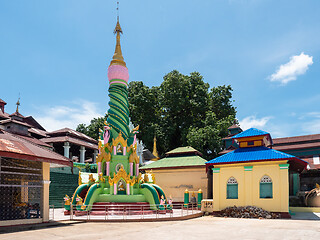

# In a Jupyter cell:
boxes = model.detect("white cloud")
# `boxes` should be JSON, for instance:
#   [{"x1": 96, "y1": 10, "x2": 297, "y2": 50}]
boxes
[
  {"x1": 269, "y1": 52, "x2": 313, "y2": 85},
  {"x1": 32, "y1": 100, "x2": 103, "y2": 132},
  {"x1": 301, "y1": 112, "x2": 320, "y2": 134},
  {"x1": 239, "y1": 115, "x2": 272, "y2": 130}
]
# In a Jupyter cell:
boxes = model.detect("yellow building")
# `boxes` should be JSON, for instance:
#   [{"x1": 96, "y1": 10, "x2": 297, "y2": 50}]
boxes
[
  {"x1": 140, "y1": 146, "x2": 207, "y2": 202},
  {"x1": 206, "y1": 128, "x2": 307, "y2": 216}
]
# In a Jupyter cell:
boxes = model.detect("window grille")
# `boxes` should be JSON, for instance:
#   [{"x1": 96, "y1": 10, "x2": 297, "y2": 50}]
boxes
[
  {"x1": 227, "y1": 177, "x2": 238, "y2": 199},
  {"x1": 0, "y1": 157, "x2": 42, "y2": 221},
  {"x1": 227, "y1": 177, "x2": 238, "y2": 184},
  {"x1": 260, "y1": 175, "x2": 273, "y2": 199}
]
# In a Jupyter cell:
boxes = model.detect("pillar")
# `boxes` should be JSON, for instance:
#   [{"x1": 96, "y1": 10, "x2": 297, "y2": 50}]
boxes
[
  {"x1": 114, "y1": 183, "x2": 117, "y2": 195},
  {"x1": 123, "y1": 147, "x2": 126, "y2": 155},
  {"x1": 42, "y1": 162, "x2": 51, "y2": 222},
  {"x1": 212, "y1": 168, "x2": 220, "y2": 211},
  {"x1": 135, "y1": 163, "x2": 139, "y2": 176},
  {"x1": 79, "y1": 146, "x2": 86, "y2": 163},
  {"x1": 93, "y1": 150, "x2": 98, "y2": 163},
  {"x1": 279, "y1": 164, "x2": 289, "y2": 213},
  {"x1": 63, "y1": 142, "x2": 70, "y2": 158},
  {"x1": 126, "y1": 183, "x2": 130, "y2": 195},
  {"x1": 113, "y1": 146, "x2": 117, "y2": 155},
  {"x1": 244, "y1": 166, "x2": 253, "y2": 206},
  {"x1": 130, "y1": 162, "x2": 133, "y2": 176},
  {"x1": 98, "y1": 162, "x2": 101, "y2": 174}
]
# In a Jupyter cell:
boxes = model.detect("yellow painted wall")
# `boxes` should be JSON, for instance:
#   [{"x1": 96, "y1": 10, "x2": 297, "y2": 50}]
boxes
[
  {"x1": 42, "y1": 162, "x2": 51, "y2": 222},
  {"x1": 212, "y1": 160, "x2": 289, "y2": 213},
  {"x1": 151, "y1": 167, "x2": 207, "y2": 202}
]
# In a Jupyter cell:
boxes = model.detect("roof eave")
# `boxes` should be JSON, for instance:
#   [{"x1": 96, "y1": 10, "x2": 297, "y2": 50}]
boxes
[{"x1": 0, "y1": 151, "x2": 73, "y2": 167}]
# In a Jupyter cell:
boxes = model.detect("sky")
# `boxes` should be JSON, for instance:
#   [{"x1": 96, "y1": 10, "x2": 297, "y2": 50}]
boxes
[{"x1": 1, "y1": 0, "x2": 320, "y2": 138}]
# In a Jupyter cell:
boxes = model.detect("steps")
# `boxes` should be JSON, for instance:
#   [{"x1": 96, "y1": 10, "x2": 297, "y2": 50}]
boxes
[{"x1": 90, "y1": 202, "x2": 153, "y2": 215}]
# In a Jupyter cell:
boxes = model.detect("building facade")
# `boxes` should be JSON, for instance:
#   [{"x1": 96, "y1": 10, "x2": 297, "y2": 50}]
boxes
[{"x1": 207, "y1": 128, "x2": 307, "y2": 215}]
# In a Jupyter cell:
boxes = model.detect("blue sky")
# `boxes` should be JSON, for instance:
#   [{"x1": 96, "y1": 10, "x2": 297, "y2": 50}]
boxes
[{"x1": 1, "y1": 0, "x2": 320, "y2": 138}]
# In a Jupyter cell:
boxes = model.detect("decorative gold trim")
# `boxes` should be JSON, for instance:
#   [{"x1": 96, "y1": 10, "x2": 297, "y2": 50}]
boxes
[
  {"x1": 109, "y1": 20, "x2": 126, "y2": 67},
  {"x1": 112, "y1": 132, "x2": 127, "y2": 147},
  {"x1": 97, "y1": 143, "x2": 111, "y2": 163},
  {"x1": 129, "y1": 147, "x2": 139, "y2": 164},
  {"x1": 99, "y1": 172, "x2": 105, "y2": 183},
  {"x1": 76, "y1": 195, "x2": 83, "y2": 205},
  {"x1": 64, "y1": 195, "x2": 70, "y2": 205},
  {"x1": 78, "y1": 173, "x2": 82, "y2": 185},
  {"x1": 108, "y1": 165, "x2": 135, "y2": 185},
  {"x1": 89, "y1": 174, "x2": 96, "y2": 183},
  {"x1": 137, "y1": 172, "x2": 143, "y2": 183}
]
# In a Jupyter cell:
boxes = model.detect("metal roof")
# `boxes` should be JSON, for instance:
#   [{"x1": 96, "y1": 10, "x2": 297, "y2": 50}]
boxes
[
  {"x1": 165, "y1": 146, "x2": 203, "y2": 157},
  {"x1": 232, "y1": 128, "x2": 270, "y2": 139},
  {"x1": 140, "y1": 155, "x2": 207, "y2": 170},
  {"x1": 47, "y1": 127, "x2": 97, "y2": 143},
  {"x1": 0, "y1": 129, "x2": 72, "y2": 166},
  {"x1": 206, "y1": 146, "x2": 306, "y2": 165},
  {"x1": 41, "y1": 136, "x2": 98, "y2": 150}
]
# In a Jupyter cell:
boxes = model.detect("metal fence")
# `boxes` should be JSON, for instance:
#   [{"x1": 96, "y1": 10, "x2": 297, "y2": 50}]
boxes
[
  {"x1": 0, "y1": 157, "x2": 42, "y2": 221},
  {"x1": 61, "y1": 203, "x2": 202, "y2": 221}
]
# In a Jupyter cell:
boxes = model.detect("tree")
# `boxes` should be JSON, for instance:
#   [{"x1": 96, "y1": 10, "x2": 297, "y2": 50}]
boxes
[
  {"x1": 128, "y1": 70, "x2": 236, "y2": 159},
  {"x1": 76, "y1": 115, "x2": 107, "y2": 140}
]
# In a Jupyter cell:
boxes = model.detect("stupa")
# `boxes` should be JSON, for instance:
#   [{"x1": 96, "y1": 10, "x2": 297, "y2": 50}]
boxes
[{"x1": 64, "y1": 17, "x2": 168, "y2": 213}]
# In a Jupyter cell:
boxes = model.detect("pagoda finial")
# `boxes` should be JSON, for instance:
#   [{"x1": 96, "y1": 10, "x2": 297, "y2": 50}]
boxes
[
  {"x1": 110, "y1": 1, "x2": 126, "y2": 67},
  {"x1": 16, "y1": 95, "x2": 20, "y2": 113},
  {"x1": 152, "y1": 136, "x2": 160, "y2": 161}
]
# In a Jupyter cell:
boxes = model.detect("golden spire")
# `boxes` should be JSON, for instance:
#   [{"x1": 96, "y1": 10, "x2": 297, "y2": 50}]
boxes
[
  {"x1": 16, "y1": 97, "x2": 20, "y2": 113},
  {"x1": 109, "y1": 2, "x2": 126, "y2": 67},
  {"x1": 152, "y1": 136, "x2": 160, "y2": 161}
]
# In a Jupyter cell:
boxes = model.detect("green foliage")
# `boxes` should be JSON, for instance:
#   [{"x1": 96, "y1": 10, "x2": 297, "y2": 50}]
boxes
[
  {"x1": 128, "y1": 70, "x2": 236, "y2": 160},
  {"x1": 76, "y1": 115, "x2": 107, "y2": 140}
]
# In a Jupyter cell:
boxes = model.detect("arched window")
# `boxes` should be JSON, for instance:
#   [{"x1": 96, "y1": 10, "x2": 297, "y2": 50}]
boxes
[
  {"x1": 227, "y1": 177, "x2": 238, "y2": 199},
  {"x1": 260, "y1": 175, "x2": 273, "y2": 199}
]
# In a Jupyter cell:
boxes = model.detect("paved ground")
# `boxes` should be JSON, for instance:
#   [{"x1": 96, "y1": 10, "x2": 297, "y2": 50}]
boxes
[{"x1": 1, "y1": 216, "x2": 320, "y2": 240}]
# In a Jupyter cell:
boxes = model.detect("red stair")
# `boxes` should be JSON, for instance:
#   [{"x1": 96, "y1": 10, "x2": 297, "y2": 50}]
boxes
[{"x1": 90, "y1": 202, "x2": 153, "y2": 215}]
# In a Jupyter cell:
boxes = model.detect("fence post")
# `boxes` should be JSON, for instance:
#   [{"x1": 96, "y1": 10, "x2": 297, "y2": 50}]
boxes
[
  {"x1": 197, "y1": 189, "x2": 203, "y2": 209},
  {"x1": 184, "y1": 189, "x2": 189, "y2": 208},
  {"x1": 70, "y1": 204, "x2": 73, "y2": 220}
]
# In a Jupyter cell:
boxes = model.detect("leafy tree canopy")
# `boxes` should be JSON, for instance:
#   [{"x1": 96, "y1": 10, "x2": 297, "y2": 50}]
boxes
[
  {"x1": 128, "y1": 70, "x2": 236, "y2": 160},
  {"x1": 76, "y1": 115, "x2": 107, "y2": 140}
]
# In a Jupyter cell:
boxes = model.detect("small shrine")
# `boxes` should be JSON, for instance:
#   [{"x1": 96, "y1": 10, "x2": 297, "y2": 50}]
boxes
[{"x1": 64, "y1": 17, "x2": 169, "y2": 214}]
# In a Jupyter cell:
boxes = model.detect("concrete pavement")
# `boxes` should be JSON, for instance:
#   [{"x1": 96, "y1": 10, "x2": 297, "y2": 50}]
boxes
[{"x1": 1, "y1": 216, "x2": 320, "y2": 240}]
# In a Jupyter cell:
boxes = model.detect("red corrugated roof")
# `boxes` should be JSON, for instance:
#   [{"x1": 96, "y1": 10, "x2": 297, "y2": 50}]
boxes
[
  {"x1": 0, "y1": 129, "x2": 72, "y2": 166},
  {"x1": 28, "y1": 128, "x2": 48, "y2": 137},
  {"x1": 17, "y1": 135, "x2": 52, "y2": 148},
  {"x1": 228, "y1": 124, "x2": 241, "y2": 130},
  {"x1": 274, "y1": 134, "x2": 320, "y2": 144},
  {"x1": 0, "y1": 118, "x2": 32, "y2": 128},
  {"x1": 273, "y1": 142, "x2": 320, "y2": 151},
  {"x1": 47, "y1": 128, "x2": 97, "y2": 143},
  {"x1": 41, "y1": 135, "x2": 98, "y2": 150}
]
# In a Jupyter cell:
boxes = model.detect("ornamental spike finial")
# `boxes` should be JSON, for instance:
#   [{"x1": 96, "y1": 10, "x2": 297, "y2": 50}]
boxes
[
  {"x1": 16, "y1": 94, "x2": 20, "y2": 113},
  {"x1": 110, "y1": 2, "x2": 126, "y2": 67}
]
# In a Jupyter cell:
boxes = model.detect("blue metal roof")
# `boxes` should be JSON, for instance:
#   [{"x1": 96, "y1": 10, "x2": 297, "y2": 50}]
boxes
[
  {"x1": 206, "y1": 146, "x2": 301, "y2": 165},
  {"x1": 232, "y1": 128, "x2": 270, "y2": 139}
]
